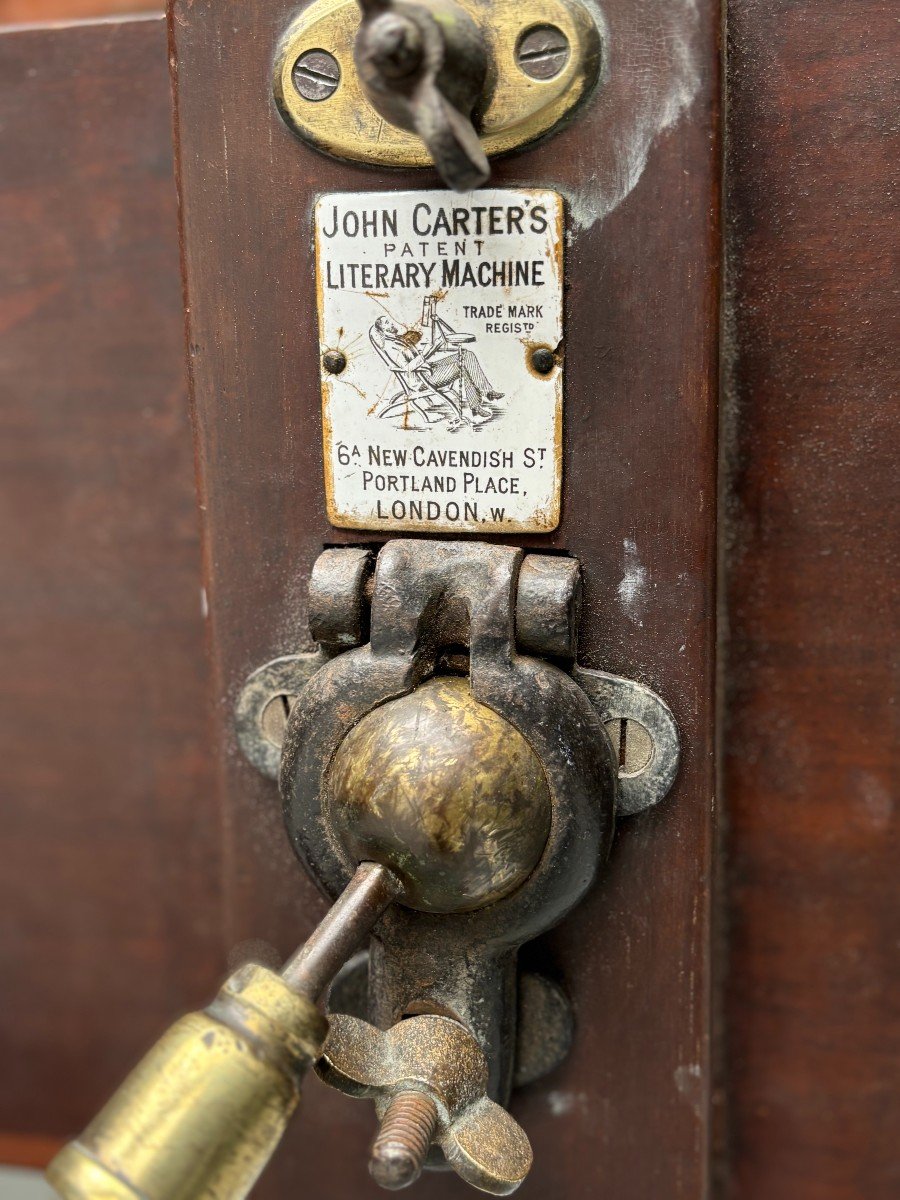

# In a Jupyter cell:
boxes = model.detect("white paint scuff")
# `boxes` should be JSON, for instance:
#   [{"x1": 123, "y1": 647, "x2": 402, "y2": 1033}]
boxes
[
  {"x1": 562, "y1": 0, "x2": 702, "y2": 230},
  {"x1": 618, "y1": 537, "x2": 649, "y2": 625},
  {"x1": 546, "y1": 1090, "x2": 590, "y2": 1117}
]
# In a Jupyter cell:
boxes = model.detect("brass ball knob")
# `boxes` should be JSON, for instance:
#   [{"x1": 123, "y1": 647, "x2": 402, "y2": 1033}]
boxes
[{"x1": 326, "y1": 677, "x2": 552, "y2": 913}]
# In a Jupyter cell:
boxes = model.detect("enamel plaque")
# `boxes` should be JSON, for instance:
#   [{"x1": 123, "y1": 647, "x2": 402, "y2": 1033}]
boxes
[{"x1": 315, "y1": 189, "x2": 564, "y2": 533}]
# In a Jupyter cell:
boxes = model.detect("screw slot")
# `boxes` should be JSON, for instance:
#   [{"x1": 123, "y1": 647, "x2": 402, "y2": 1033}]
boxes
[
  {"x1": 515, "y1": 24, "x2": 570, "y2": 81},
  {"x1": 605, "y1": 718, "x2": 655, "y2": 778},
  {"x1": 260, "y1": 693, "x2": 296, "y2": 746},
  {"x1": 292, "y1": 49, "x2": 341, "y2": 101}
]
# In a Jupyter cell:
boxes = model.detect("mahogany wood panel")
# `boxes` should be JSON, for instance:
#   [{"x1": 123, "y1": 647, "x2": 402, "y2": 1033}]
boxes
[
  {"x1": 0, "y1": 16, "x2": 220, "y2": 1152},
  {"x1": 0, "y1": 1, "x2": 152, "y2": 23},
  {"x1": 723, "y1": 1, "x2": 900, "y2": 1197},
  {"x1": 169, "y1": 0, "x2": 721, "y2": 1195}
]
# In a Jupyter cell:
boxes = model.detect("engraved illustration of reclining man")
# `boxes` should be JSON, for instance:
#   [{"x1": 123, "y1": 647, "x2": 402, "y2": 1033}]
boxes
[{"x1": 369, "y1": 314, "x2": 503, "y2": 426}]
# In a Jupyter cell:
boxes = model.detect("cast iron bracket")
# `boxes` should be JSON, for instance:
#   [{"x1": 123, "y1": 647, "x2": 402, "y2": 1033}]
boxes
[{"x1": 236, "y1": 540, "x2": 679, "y2": 1099}]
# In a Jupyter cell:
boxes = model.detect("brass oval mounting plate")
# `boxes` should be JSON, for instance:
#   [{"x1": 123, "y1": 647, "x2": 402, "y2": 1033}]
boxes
[{"x1": 274, "y1": 0, "x2": 602, "y2": 169}]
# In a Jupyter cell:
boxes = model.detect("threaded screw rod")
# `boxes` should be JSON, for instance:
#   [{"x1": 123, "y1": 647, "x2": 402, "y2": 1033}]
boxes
[{"x1": 369, "y1": 1091, "x2": 439, "y2": 1190}]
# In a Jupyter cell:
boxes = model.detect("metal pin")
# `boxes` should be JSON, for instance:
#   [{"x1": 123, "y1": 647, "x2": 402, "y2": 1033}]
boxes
[{"x1": 281, "y1": 861, "x2": 402, "y2": 1000}]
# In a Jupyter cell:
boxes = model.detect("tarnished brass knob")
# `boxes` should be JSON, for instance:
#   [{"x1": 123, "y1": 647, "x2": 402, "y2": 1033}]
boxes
[
  {"x1": 318, "y1": 1012, "x2": 533, "y2": 1194},
  {"x1": 326, "y1": 676, "x2": 552, "y2": 913}
]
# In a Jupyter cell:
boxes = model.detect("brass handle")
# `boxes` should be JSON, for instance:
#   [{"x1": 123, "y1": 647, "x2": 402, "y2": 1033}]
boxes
[{"x1": 46, "y1": 864, "x2": 400, "y2": 1200}]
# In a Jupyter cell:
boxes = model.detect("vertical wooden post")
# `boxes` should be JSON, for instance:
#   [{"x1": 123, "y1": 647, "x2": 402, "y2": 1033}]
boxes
[{"x1": 169, "y1": 0, "x2": 721, "y2": 1193}]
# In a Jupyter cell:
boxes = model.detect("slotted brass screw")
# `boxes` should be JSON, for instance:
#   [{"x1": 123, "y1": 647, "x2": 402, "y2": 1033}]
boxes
[
  {"x1": 515, "y1": 25, "x2": 570, "y2": 81},
  {"x1": 292, "y1": 49, "x2": 341, "y2": 101},
  {"x1": 370, "y1": 1091, "x2": 439, "y2": 1190}
]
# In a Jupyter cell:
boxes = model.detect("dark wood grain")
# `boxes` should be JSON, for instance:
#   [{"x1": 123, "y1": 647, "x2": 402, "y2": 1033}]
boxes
[
  {"x1": 723, "y1": 1, "x2": 900, "y2": 1197},
  {"x1": 169, "y1": 0, "x2": 721, "y2": 1195},
  {"x1": 0, "y1": 0, "x2": 152, "y2": 22},
  {"x1": 0, "y1": 15, "x2": 220, "y2": 1148}
]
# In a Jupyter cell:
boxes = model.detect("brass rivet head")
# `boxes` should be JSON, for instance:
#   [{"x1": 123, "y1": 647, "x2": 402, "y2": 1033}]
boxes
[
  {"x1": 515, "y1": 24, "x2": 571, "y2": 80},
  {"x1": 530, "y1": 346, "x2": 556, "y2": 375},
  {"x1": 292, "y1": 49, "x2": 341, "y2": 101},
  {"x1": 323, "y1": 349, "x2": 347, "y2": 374}
]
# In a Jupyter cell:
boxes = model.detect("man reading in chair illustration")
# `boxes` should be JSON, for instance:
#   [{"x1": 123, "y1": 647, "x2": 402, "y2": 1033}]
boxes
[{"x1": 369, "y1": 312, "x2": 503, "y2": 429}]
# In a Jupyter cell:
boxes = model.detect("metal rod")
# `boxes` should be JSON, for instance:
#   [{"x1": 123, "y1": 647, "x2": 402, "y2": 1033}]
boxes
[{"x1": 281, "y1": 862, "x2": 402, "y2": 1001}]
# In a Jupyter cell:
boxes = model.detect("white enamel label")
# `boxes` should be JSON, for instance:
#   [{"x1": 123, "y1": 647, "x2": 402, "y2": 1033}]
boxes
[{"x1": 315, "y1": 189, "x2": 564, "y2": 533}]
